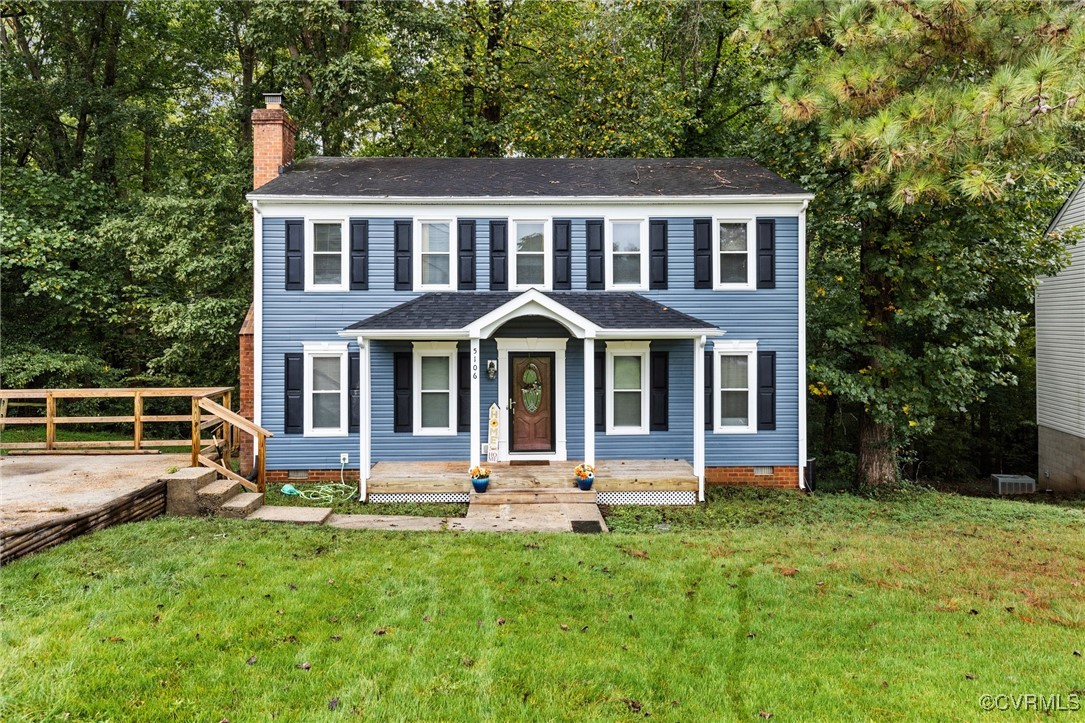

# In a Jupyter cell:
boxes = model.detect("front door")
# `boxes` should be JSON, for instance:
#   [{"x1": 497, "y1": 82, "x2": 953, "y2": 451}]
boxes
[{"x1": 509, "y1": 352, "x2": 555, "y2": 453}]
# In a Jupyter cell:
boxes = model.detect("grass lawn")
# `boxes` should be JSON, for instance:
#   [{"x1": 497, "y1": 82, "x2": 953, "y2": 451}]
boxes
[{"x1": 1, "y1": 488, "x2": 1083, "y2": 721}]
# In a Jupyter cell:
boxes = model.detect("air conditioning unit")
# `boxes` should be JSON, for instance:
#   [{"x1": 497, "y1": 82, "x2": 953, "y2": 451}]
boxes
[{"x1": 990, "y1": 474, "x2": 1036, "y2": 495}]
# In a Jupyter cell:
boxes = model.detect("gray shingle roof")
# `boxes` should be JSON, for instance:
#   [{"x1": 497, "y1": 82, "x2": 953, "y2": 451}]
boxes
[
  {"x1": 343, "y1": 292, "x2": 716, "y2": 332},
  {"x1": 252, "y1": 157, "x2": 807, "y2": 198}
]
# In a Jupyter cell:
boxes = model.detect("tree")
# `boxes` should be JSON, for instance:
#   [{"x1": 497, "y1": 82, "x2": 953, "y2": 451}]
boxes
[{"x1": 741, "y1": 0, "x2": 1085, "y2": 484}]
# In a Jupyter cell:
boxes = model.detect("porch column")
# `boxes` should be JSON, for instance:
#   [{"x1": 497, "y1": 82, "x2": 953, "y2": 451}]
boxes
[
  {"x1": 358, "y1": 337, "x2": 371, "y2": 501},
  {"x1": 693, "y1": 335, "x2": 706, "y2": 501},
  {"x1": 583, "y1": 336, "x2": 595, "y2": 466},
  {"x1": 470, "y1": 336, "x2": 481, "y2": 470}
]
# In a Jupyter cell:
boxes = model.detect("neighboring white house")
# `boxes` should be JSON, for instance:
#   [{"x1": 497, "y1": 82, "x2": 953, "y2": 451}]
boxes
[{"x1": 1036, "y1": 178, "x2": 1085, "y2": 491}]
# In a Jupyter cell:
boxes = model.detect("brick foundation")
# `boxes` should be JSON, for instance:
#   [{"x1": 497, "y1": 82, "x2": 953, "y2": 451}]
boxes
[
  {"x1": 266, "y1": 469, "x2": 362, "y2": 484},
  {"x1": 706, "y1": 465, "x2": 800, "y2": 488},
  {"x1": 238, "y1": 305, "x2": 255, "y2": 477}
]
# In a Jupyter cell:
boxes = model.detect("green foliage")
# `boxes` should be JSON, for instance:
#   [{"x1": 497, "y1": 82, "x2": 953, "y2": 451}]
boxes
[{"x1": 743, "y1": 0, "x2": 1085, "y2": 481}]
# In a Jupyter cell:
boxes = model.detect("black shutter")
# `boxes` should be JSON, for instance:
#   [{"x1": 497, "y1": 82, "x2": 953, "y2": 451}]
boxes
[
  {"x1": 489, "y1": 220, "x2": 508, "y2": 290},
  {"x1": 349, "y1": 220, "x2": 368, "y2": 290},
  {"x1": 756, "y1": 219, "x2": 776, "y2": 289},
  {"x1": 457, "y1": 350, "x2": 471, "y2": 432},
  {"x1": 348, "y1": 351, "x2": 360, "y2": 432},
  {"x1": 594, "y1": 351, "x2": 605, "y2": 432},
  {"x1": 586, "y1": 219, "x2": 604, "y2": 289},
  {"x1": 394, "y1": 220, "x2": 412, "y2": 290},
  {"x1": 650, "y1": 350, "x2": 668, "y2": 431},
  {"x1": 458, "y1": 220, "x2": 476, "y2": 290},
  {"x1": 649, "y1": 219, "x2": 668, "y2": 290},
  {"x1": 694, "y1": 219, "x2": 712, "y2": 289},
  {"x1": 393, "y1": 351, "x2": 412, "y2": 432},
  {"x1": 284, "y1": 353, "x2": 303, "y2": 434},
  {"x1": 704, "y1": 350, "x2": 714, "y2": 430},
  {"x1": 553, "y1": 220, "x2": 572, "y2": 290},
  {"x1": 285, "y1": 220, "x2": 304, "y2": 290},
  {"x1": 757, "y1": 350, "x2": 776, "y2": 431}
]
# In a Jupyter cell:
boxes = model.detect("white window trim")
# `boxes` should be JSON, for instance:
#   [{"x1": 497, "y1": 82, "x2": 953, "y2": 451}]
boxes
[
  {"x1": 605, "y1": 218, "x2": 649, "y2": 291},
  {"x1": 713, "y1": 217, "x2": 756, "y2": 291},
  {"x1": 305, "y1": 219, "x2": 349, "y2": 292},
  {"x1": 510, "y1": 219, "x2": 552, "y2": 291},
  {"x1": 412, "y1": 341, "x2": 458, "y2": 436},
  {"x1": 713, "y1": 339, "x2": 758, "y2": 434},
  {"x1": 413, "y1": 219, "x2": 457, "y2": 292},
  {"x1": 302, "y1": 341, "x2": 349, "y2": 437},
  {"x1": 605, "y1": 341, "x2": 651, "y2": 435}
]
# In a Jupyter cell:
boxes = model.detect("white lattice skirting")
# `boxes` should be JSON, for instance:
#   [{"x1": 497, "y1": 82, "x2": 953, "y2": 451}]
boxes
[
  {"x1": 596, "y1": 491, "x2": 697, "y2": 506},
  {"x1": 367, "y1": 493, "x2": 470, "y2": 504}
]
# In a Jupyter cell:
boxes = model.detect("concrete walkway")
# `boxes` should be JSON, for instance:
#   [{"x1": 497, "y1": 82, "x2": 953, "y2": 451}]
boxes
[
  {"x1": 249, "y1": 499, "x2": 608, "y2": 533},
  {"x1": 449, "y1": 502, "x2": 608, "y2": 533}
]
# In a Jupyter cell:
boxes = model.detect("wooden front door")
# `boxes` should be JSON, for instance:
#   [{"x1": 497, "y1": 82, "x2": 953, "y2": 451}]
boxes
[{"x1": 509, "y1": 353, "x2": 555, "y2": 453}]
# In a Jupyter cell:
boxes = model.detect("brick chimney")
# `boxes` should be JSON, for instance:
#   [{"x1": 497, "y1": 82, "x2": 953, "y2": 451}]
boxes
[
  {"x1": 252, "y1": 92, "x2": 297, "y2": 189},
  {"x1": 240, "y1": 93, "x2": 294, "y2": 474}
]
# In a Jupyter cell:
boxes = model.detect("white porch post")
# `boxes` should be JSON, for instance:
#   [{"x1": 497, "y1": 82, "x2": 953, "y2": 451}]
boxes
[
  {"x1": 470, "y1": 336, "x2": 481, "y2": 470},
  {"x1": 358, "y1": 337, "x2": 371, "y2": 501},
  {"x1": 693, "y1": 335, "x2": 706, "y2": 501},
  {"x1": 583, "y1": 336, "x2": 595, "y2": 466}
]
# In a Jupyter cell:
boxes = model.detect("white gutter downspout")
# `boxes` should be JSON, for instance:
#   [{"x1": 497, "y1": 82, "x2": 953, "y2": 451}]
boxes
[
  {"x1": 253, "y1": 202, "x2": 263, "y2": 448},
  {"x1": 798, "y1": 199, "x2": 810, "y2": 491}
]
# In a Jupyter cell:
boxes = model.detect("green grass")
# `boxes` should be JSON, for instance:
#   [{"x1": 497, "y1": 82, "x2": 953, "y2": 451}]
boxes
[
  {"x1": 1, "y1": 489, "x2": 1083, "y2": 721},
  {"x1": 265, "y1": 482, "x2": 469, "y2": 518}
]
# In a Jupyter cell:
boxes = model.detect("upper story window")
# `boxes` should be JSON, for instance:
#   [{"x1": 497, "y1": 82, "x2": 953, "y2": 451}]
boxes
[
  {"x1": 415, "y1": 220, "x2": 456, "y2": 291},
  {"x1": 606, "y1": 341, "x2": 650, "y2": 435},
  {"x1": 511, "y1": 220, "x2": 550, "y2": 290},
  {"x1": 606, "y1": 219, "x2": 648, "y2": 290},
  {"x1": 715, "y1": 219, "x2": 756, "y2": 290},
  {"x1": 713, "y1": 340, "x2": 757, "y2": 434},
  {"x1": 413, "y1": 342, "x2": 457, "y2": 436},
  {"x1": 306, "y1": 219, "x2": 348, "y2": 291},
  {"x1": 303, "y1": 342, "x2": 348, "y2": 436}
]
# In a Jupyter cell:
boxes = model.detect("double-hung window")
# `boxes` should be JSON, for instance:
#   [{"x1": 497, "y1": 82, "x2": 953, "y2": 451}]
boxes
[
  {"x1": 714, "y1": 219, "x2": 756, "y2": 290},
  {"x1": 415, "y1": 220, "x2": 456, "y2": 290},
  {"x1": 713, "y1": 340, "x2": 757, "y2": 434},
  {"x1": 607, "y1": 219, "x2": 648, "y2": 290},
  {"x1": 511, "y1": 220, "x2": 550, "y2": 290},
  {"x1": 303, "y1": 342, "x2": 348, "y2": 436},
  {"x1": 413, "y1": 342, "x2": 457, "y2": 435},
  {"x1": 306, "y1": 220, "x2": 348, "y2": 291},
  {"x1": 606, "y1": 341, "x2": 650, "y2": 435}
]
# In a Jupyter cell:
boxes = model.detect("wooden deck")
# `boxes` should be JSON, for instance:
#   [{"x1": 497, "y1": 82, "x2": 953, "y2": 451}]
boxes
[{"x1": 367, "y1": 459, "x2": 697, "y2": 494}]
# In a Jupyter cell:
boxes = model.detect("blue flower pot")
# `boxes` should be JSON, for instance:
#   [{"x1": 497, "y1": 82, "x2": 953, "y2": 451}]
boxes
[
  {"x1": 472, "y1": 477, "x2": 490, "y2": 493},
  {"x1": 577, "y1": 475, "x2": 594, "y2": 491}
]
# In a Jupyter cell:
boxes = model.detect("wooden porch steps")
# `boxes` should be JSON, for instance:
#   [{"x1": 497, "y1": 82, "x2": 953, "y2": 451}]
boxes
[{"x1": 470, "y1": 488, "x2": 597, "y2": 505}]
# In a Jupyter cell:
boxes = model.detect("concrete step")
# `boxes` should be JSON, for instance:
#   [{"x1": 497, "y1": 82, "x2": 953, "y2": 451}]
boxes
[
  {"x1": 197, "y1": 478, "x2": 243, "y2": 511},
  {"x1": 219, "y1": 492, "x2": 264, "y2": 518},
  {"x1": 247, "y1": 505, "x2": 333, "y2": 525},
  {"x1": 470, "y1": 488, "x2": 597, "y2": 505}
]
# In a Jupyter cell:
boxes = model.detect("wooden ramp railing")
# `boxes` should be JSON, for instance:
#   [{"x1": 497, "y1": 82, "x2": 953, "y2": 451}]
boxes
[
  {"x1": 192, "y1": 397, "x2": 271, "y2": 493},
  {"x1": 0, "y1": 386, "x2": 272, "y2": 493},
  {"x1": 0, "y1": 387, "x2": 233, "y2": 450}
]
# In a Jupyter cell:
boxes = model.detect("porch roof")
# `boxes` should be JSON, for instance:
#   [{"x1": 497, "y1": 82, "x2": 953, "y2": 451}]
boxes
[{"x1": 341, "y1": 290, "x2": 719, "y2": 340}]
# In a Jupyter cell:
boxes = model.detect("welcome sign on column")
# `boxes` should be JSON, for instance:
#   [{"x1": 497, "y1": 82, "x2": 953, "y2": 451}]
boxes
[{"x1": 487, "y1": 402, "x2": 500, "y2": 463}]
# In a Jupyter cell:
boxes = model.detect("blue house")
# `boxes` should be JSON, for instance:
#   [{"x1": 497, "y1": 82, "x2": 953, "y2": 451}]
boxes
[{"x1": 242, "y1": 96, "x2": 812, "y2": 504}]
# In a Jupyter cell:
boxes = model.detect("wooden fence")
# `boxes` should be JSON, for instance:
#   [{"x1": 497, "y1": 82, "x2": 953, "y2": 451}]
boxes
[{"x1": 1, "y1": 386, "x2": 272, "y2": 491}]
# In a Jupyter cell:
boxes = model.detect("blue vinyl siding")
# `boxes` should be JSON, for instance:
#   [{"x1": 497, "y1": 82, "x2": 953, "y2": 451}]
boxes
[{"x1": 261, "y1": 214, "x2": 799, "y2": 469}]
